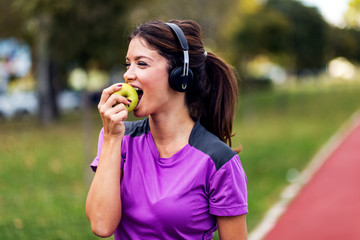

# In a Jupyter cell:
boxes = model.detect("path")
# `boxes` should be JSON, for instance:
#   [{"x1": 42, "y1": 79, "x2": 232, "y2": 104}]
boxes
[{"x1": 249, "y1": 112, "x2": 360, "y2": 240}]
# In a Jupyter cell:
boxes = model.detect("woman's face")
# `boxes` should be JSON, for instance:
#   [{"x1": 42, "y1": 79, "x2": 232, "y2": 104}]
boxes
[{"x1": 123, "y1": 37, "x2": 178, "y2": 117}]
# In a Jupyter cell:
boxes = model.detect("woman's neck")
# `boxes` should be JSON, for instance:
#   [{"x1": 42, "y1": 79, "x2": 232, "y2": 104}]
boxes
[{"x1": 149, "y1": 107, "x2": 195, "y2": 158}]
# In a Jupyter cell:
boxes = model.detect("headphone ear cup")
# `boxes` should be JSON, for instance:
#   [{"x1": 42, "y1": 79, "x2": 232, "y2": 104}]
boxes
[
  {"x1": 169, "y1": 67, "x2": 184, "y2": 92},
  {"x1": 169, "y1": 67, "x2": 194, "y2": 92}
]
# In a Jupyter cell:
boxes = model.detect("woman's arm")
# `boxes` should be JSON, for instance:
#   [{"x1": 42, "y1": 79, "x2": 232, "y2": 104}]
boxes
[
  {"x1": 86, "y1": 138, "x2": 123, "y2": 237},
  {"x1": 217, "y1": 214, "x2": 248, "y2": 240},
  {"x1": 85, "y1": 84, "x2": 130, "y2": 237}
]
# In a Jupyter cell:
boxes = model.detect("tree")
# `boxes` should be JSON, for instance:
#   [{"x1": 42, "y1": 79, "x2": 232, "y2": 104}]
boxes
[
  {"x1": 6, "y1": 0, "x2": 145, "y2": 124},
  {"x1": 143, "y1": 0, "x2": 241, "y2": 53},
  {"x1": 0, "y1": 0, "x2": 25, "y2": 39},
  {"x1": 266, "y1": 0, "x2": 327, "y2": 74},
  {"x1": 233, "y1": 7, "x2": 291, "y2": 60},
  {"x1": 232, "y1": 0, "x2": 328, "y2": 76},
  {"x1": 325, "y1": 26, "x2": 359, "y2": 62},
  {"x1": 345, "y1": 0, "x2": 360, "y2": 29}
]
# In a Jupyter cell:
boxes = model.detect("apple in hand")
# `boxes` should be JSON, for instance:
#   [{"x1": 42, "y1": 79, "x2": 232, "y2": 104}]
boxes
[{"x1": 112, "y1": 83, "x2": 139, "y2": 112}]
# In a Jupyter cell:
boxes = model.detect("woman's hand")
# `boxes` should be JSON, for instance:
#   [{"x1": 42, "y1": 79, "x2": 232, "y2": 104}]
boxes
[{"x1": 98, "y1": 83, "x2": 132, "y2": 139}]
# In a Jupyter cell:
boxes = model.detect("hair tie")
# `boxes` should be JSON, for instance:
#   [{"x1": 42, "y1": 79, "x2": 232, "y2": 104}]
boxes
[{"x1": 204, "y1": 51, "x2": 208, "y2": 58}]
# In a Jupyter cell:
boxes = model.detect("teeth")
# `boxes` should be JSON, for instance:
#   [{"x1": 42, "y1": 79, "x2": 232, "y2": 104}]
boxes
[{"x1": 133, "y1": 87, "x2": 143, "y2": 95}]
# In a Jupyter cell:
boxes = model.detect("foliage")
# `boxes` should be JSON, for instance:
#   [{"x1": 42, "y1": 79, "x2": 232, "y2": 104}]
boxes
[
  {"x1": 233, "y1": 0, "x2": 328, "y2": 74},
  {"x1": 0, "y1": 1, "x2": 25, "y2": 39},
  {"x1": 266, "y1": 0, "x2": 327, "y2": 73},
  {"x1": 140, "y1": 0, "x2": 241, "y2": 53},
  {"x1": 0, "y1": 0, "x2": 146, "y2": 124},
  {"x1": 49, "y1": 1, "x2": 137, "y2": 70},
  {"x1": 11, "y1": 0, "x2": 145, "y2": 70},
  {"x1": 233, "y1": 7, "x2": 292, "y2": 60},
  {"x1": 325, "y1": 26, "x2": 360, "y2": 63},
  {"x1": 345, "y1": 0, "x2": 360, "y2": 29},
  {"x1": 2, "y1": 0, "x2": 360, "y2": 123}
]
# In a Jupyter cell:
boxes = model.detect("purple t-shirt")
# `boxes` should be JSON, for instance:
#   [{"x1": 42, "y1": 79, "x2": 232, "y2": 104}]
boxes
[{"x1": 91, "y1": 118, "x2": 248, "y2": 239}]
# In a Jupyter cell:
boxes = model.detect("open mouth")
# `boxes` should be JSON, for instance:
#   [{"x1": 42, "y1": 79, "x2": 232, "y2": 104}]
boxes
[{"x1": 133, "y1": 87, "x2": 144, "y2": 103}]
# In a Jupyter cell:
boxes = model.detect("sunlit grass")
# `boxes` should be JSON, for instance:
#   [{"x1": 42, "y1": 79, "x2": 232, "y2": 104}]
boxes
[
  {"x1": 0, "y1": 115, "x2": 106, "y2": 240},
  {"x1": 1, "y1": 82, "x2": 360, "y2": 239},
  {"x1": 234, "y1": 83, "x2": 360, "y2": 230}
]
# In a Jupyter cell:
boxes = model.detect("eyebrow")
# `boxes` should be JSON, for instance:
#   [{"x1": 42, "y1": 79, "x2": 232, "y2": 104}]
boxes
[{"x1": 125, "y1": 55, "x2": 154, "y2": 62}]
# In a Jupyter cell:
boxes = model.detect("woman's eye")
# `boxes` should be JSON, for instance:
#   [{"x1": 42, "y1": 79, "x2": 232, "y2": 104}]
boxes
[{"x1": 124, "y1": 61, "x2": 147, "y2": 69}]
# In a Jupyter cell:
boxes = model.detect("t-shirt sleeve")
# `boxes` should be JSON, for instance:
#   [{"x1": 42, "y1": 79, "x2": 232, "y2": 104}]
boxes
[
  {"x1": 90, "y1": 128, "x2": 126, "y2": 172},
  {"x1": 208, "y1": 155, "x2": 248, "y2": 216},
  {"x1": 90, "y1": 128, "x2": 104, "y2": 172}
]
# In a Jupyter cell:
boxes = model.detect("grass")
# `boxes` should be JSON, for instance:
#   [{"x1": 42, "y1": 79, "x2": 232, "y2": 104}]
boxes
[
  {"x1": 0, "y1": 114, "x2": 103, "y2": 240},
  {"x1": 235, "y1": 82, "x2": 360, "y2": 230},
  {"x1": 1, "y1": 81, "x2": 360, "y2": 239}
]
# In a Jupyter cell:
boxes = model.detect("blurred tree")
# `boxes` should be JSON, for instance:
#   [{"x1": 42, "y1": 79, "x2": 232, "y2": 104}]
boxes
[
  {"x1": 232, "y1": 0, "x2": 328, "y2": 76},
  {"x1": 233, "y1": 7, "x2": 292, "y2": 63},
  {"x1": 266, "y1": 0, "x2": 327, "y2": 74},
  {"x1": 221, "y1": 0, "x2": 262, "y2": 63},
  {"x1": 349, "y1": 29, "x2": 360, "y2": 61},
  {"x1": 4, "y1": 0, "x2": 145, "y2": 124},
  {"x1": 0, "y1": 1, "x2": 25, "y2": 39},
  {"x1": 50, "y1": 1, "x2": 139, "y2": 70},
  {"x1": 143, "y1": 0, "x2": 242, "y2": 53},
  {"x1": 137, "y1": 0, "x2": 267, "y2": 77},
  {"x1": 345, "y1": 0, "x2": 360, "y2": 29},
  {"x1": 325, "y1": 26, "x2": 359, "y2": 62}
]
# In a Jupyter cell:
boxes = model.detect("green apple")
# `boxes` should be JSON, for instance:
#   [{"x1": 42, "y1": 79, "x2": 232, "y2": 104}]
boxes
[{"x1": 112, "y1": 83, "x2": 139, "y2": 112}]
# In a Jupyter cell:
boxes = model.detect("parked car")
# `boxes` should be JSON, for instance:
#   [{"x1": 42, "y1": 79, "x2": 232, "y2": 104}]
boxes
[
  {"x1": 0, "y1": 92, "x2": 38, "y2": 119},
  {"x1": 0, "y1": 90, "x2": 81, "y2": 119}
]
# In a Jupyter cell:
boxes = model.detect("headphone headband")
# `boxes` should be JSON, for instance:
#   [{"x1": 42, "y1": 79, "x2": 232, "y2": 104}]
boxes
[
  {"x1": 166, "y1": 23, "x2": 189, "y2": 50},
  {"x1": 166, "y1": 22, "x2": 191, "y2": 91}
]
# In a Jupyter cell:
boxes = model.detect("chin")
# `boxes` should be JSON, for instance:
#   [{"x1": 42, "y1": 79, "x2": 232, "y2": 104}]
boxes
[
  {"x1": 133, "y1": 112, "x2": 141, "y2": 118},
  {"x1": 132, "y1": 108, "x2": 146, "y2": 118}
]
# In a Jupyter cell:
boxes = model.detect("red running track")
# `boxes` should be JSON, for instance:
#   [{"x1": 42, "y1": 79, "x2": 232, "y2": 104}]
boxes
[{"x1": 265, "y1": 116, "x2": 360, "y2": 240}]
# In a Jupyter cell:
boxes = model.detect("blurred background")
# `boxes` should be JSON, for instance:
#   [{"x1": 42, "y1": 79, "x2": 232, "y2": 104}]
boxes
[{"x1": 1, "y1": 0, "x2": 360, "y2": 239}]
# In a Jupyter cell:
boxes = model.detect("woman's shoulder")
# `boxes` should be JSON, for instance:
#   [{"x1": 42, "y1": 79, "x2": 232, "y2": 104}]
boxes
[
  {"x1": 189, "y1": 120, "x2": 237, "y2": 171},
  {"x1": 124, "y1": 118, "x2": 150, "y2": 137}
]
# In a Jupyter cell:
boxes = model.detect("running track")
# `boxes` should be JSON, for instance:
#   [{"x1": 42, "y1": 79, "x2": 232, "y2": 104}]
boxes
[{"x1": 251, "y1": 112, "x2": 360, "y2": 240}]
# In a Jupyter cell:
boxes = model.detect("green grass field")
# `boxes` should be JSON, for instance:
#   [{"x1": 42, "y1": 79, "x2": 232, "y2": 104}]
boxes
[
  {"x1": 235, "y1": 82, "x2": 360, "y2": 230},
  {"x1": 1, "y1": 81, "x2": 360, "y2": 239}
]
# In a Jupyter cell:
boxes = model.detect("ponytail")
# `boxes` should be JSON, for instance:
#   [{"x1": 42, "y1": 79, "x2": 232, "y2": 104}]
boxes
[
  {"x1": 203, "y1": 52, "x2": 238, "y2": 147},
  {"x1": 187, "y1": 51, "x2": 239, "y2": 148}
]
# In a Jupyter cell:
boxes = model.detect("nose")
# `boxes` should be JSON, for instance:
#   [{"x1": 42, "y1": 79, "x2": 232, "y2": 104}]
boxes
[{"x1": 123, "y1": 68, "x2": 136, "y2": 83}]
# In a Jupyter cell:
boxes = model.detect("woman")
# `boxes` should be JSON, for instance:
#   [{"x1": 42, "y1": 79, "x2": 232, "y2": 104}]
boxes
[{"x1": 86, "y1": 19, "x2": 248, "y2": 239}]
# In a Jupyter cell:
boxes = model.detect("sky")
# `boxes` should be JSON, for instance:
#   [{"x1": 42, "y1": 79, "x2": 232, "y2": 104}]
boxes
[{"x1": 300, "y1": 0, "x2": 350, "y2": 26}]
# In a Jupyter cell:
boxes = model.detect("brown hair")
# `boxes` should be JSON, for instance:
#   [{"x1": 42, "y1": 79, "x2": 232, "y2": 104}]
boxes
[{"x1": 129, "y1": 19, "x2": 239, "y2": 147}]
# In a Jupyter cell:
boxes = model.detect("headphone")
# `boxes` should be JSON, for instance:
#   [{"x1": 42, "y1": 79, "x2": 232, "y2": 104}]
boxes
[{"x1": 166, "y1": 22, "x2": 194, "y2": 92}]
